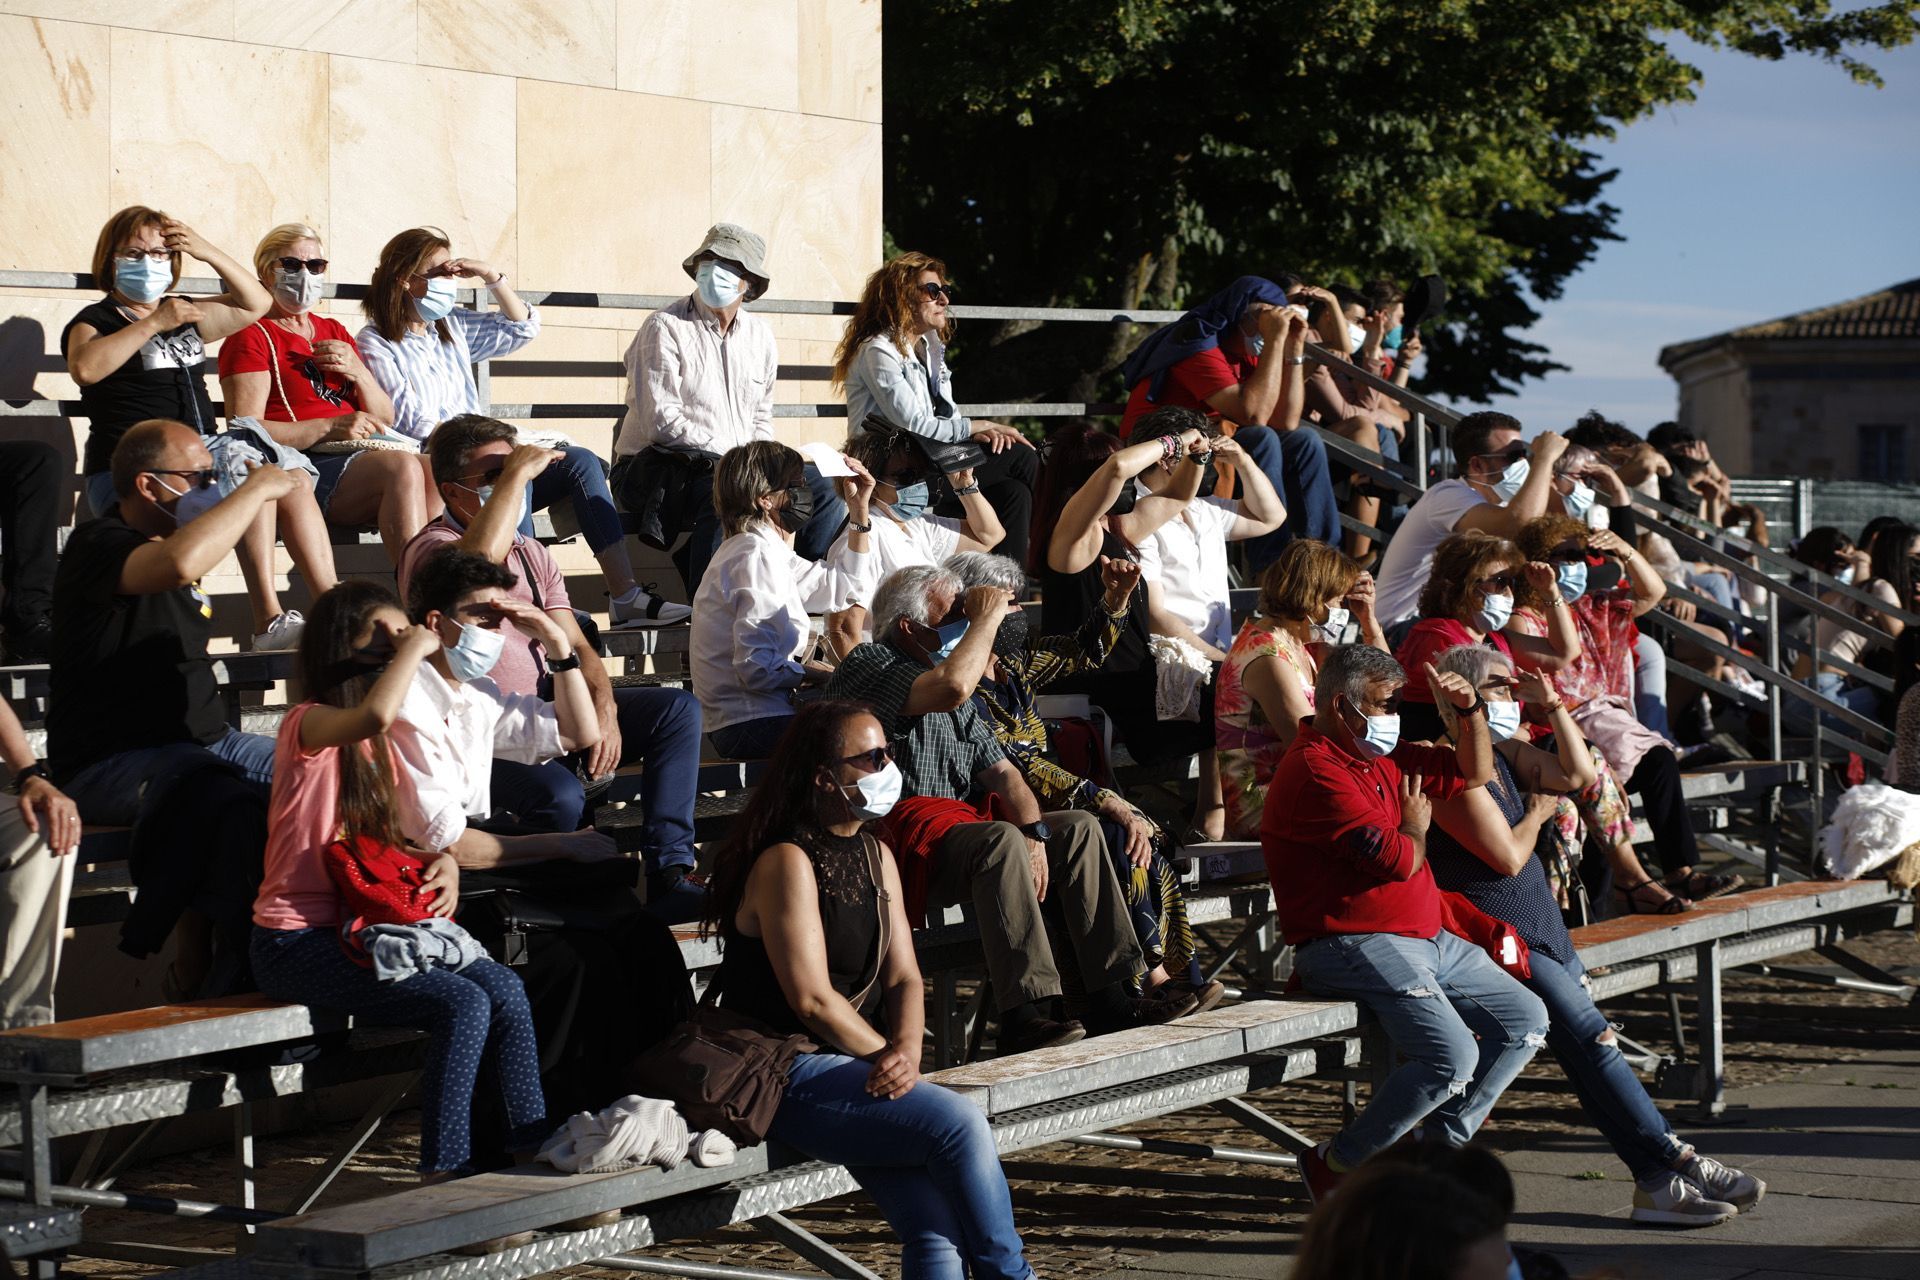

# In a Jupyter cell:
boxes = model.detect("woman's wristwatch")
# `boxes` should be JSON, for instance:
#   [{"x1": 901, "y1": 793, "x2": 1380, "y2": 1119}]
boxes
[
  {"x1": 8, "y1": 762, "x2": 49, "y2": 794},
  {"x1": 952, "y1": 483, "x2": 982, "y2": 497},
  {"x1": 847, "y1": 516, "x2": 873, "y2": 532},
  {"x1": 547, "y1": 652, "x2": 581, "y2": 672}
]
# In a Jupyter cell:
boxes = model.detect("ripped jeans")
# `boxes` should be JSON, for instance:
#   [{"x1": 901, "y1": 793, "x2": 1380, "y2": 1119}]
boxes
[
  {"x1": 1294, "y1": 930, "x2": 1549, "y2": 1167},
  {"x1": 1524, "y1": 949, "x2": 1689, "y2": 1183}
]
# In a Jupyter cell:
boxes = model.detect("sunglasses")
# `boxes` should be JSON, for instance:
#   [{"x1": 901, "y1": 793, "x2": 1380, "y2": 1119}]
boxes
[
  {"x1": 147, "y1": 468, "x2": 214, "y2": 489},
  {"x1": 276, "y1": 256, "x2": 329, "y2": 275},
  {"x1": 1547, "y1": 547, "x2": 1588, "y2": 564},
  {"x1": 919, "y1": 281, "x2": 954, "y2": 302},
  {"x1": 116, "y1": 248, "x2": 173, "y2": 262},
  {"x1": 1476, "y1": 449, "x2": 1527, "y2": 467},
  {"x1": 1476, "y1": 575, "x2": 1516, "y2": 594},
  {"x1": 458, "y1": 465, "x2": 508, "y2": 486},
  {"x1": 836, "y1": 744, "x2": 894, "y2": 772}
]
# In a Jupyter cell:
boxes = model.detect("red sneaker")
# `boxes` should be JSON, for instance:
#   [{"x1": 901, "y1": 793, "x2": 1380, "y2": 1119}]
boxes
[{"x1": 1300, "y1": 1140, "x2": 1346, "y2": 1205}]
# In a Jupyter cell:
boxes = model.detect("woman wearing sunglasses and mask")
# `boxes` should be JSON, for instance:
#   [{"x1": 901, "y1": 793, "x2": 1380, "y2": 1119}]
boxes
[
  {"x1": 65, "y1": 206, "x2": 336, "y2": 651},
  {"x1": 219, "y1": 224, "x2": 439, "y2": 565},
  {"x1": 822, "y1": 253, "x2": 1038, "y2": 565},
  {"x1": 690, "y1": 442, "x2": 880, "y2": 760},
  {"x1": 707, "y1": 700, "x2": 1037, "y2": 1280},
  {"x1": 1393, "y1": 530, "x2": 1577, "y2": 741}
]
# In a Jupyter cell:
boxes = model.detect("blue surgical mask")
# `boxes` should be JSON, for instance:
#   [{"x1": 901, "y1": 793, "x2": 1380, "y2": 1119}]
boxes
[
  {"x1": 1383, "y1": 324, "x2": 1403, "y2": 350},
  {"x1": 929, "y1": 617, "x2": 969, "y2": 662},
  {"x1": 1486, "y1": 700, "x2": 1523, "y2": 742},
  {"x1": 411, "y1": 276, "x2": 458, "y2": 324},
  {"x1": 1490, "y1": 457, "x2": 1530, "y2": 503},
  {"x1": 1560, "y1": 478, "x2": 1595, "y2": 520},
  {"x1": 443, "y1": 620, "x2": 505, "y2": 682},
  {"x1": 1475, "y1": 591, "x2": 1515, "y2": 632},
  {"x1": 695, "y1": 260, "x2": 747, "y2": 310},
  {"x1": 155, "y1": 475, "x2": 222, "y2": 525},
  {"x1": 1352, "y1": 706, "x2": 1401, "y2": 759},
  {"x1": 1505, "y1": 1249, "x2": 1524, "y2": 1280},
  {"x1": 1556, "y1": 560, "x2": 1589, "y2": 603},
  {"x1": 116, "y1": 256, "x2": 173, "y2": 305},
  {"x1": 889, "y1": 481, "x2": 930, "y2": 523},
  {"x1": 1245, "y1": 329, "x2": 1266, "y2": 358}
]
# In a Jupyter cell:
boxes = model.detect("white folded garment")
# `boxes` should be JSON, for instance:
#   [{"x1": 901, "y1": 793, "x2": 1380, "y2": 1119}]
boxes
[
  {"x1": 536, "y1": 1094, "x2": 737, "y2": 1175},
  {"x1": 1150, "y1": 633, "x2": 1213, "y2": 722}
]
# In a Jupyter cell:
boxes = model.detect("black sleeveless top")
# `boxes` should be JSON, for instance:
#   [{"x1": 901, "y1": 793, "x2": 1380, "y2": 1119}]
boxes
[
  {"x1": 1426, "y1": 749, "x2": 1577, "y2": 966},
  {"x1": 1041, "y1": 529, "x2": 1150, "y2": 674},
  {"x1": 717, "y1": 830, "x2": 884, "y2": 1038}
]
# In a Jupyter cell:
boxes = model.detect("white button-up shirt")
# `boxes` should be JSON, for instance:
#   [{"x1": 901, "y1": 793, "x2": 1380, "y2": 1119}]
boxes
[
  {"x1": 690, "y1": 522, "x2": 879, "y2": 732},
  {"x1": 1134, "y1": 495, "x2": 1241, "y2": 653},
  {"x1": 357, "y1": 306, "x2": 542, "y2": 442},
  {"x1": 844, "y1": 331, "x2": 971, "y2": 443},
  {"x1": 615, "y1": 295, "x2": 777, "y2": 457},
  {"x1": 389, "y1": 665, "x2": 562, "y2": 851}
]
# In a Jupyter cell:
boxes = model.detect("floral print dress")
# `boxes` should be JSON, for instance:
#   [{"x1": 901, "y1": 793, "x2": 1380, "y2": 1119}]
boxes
[{"x1": 1217, "y1": 621, "x2": 1316, "y2": 839}]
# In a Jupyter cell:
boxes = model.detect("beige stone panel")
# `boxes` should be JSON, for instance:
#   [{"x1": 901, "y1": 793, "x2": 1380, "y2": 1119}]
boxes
[
  {"x1": 484, "y1": 320, "x2": 623, "y2": 414},
  {"x1": 711, "y1": 106, "x2": 881, "y2": 304},
  {"x1": 108, "y1": 29, "x2": 329, "y2": 257},
  {"x1": 232, "y1": 0, "x2": 416, "y2": 62},
  {"x1": 419, "y1": 0, "x2": 614, "y2": 88},
  {"x1": 614, "y1": 0, "x2": 799, "y2": 113},
  {"x1": 517, "y1": 80, "x2": 711, "y2": 297},
  {"x1": 0, "y1": 0, "x2": 231, "y2": 39},
  {"x1": 0, "y1": 19, "x2": 108, "y2": 275},
  {"x1": 327, "y1": 56, "x2": 518, "y2": 284},
  {"x1": 797, "y1": 0, "x2": 879, "y2": 123}
]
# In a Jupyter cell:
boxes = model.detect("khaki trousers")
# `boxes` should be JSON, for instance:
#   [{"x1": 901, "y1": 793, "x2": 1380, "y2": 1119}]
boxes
[
  {"x1": 927, "y1": 809, "x2": 1142, "y2": 1012},
  {"x1": 1, "y1": 805, "x2": 73, "y2": 1028}
]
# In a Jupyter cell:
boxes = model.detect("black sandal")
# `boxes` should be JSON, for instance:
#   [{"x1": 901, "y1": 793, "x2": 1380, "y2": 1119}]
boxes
[
  {"x1": 1614, "y1": 877, "x2": 1692, "y2": 915},
  {"x1": 1664, "y1": 869, "x2": 1745, "y2": 902}
]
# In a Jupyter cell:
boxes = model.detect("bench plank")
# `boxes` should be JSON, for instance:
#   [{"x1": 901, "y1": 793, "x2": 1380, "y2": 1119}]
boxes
[{"x1": 0, "y1": 996, "x2": 342, "y2": 1078}]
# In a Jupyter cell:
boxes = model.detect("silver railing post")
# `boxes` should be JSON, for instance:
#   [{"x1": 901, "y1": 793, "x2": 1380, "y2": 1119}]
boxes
[
  {"x1": 1807, "y1": 625, "x2": 1823, "y2": 868},
  {"x1": 1410, "y1": 412, "x2": 1429, "y2": 493}
]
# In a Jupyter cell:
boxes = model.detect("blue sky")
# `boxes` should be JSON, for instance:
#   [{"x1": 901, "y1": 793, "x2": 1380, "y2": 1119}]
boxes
[{"x1": 1482, "y1": 31, "x2": 1920, "y2": 436}]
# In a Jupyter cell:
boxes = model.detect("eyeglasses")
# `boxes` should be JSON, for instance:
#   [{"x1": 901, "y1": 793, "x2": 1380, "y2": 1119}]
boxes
[
  {"x1": 146, "y1": 468, "x2": 214, "y2": 489},
  {"x1": 116, "y1": 248, "x2": 172, "y2": 263},
  {"x1": 918, "y1": 281, "x2": 954, "y2": 302},
  {"x1": 836, "y1": 745, "x2": 894, "y2": 772},
  {"x1": 276, "y1": 257, "x2": 328, "y2": 275},
  {"x1": 1476, "y1": 575, "x2": 1516, "y2": 594}
]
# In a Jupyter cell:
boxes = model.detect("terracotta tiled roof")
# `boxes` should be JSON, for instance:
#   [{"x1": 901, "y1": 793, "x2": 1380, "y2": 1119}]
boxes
[{"x1": 1659, "y1": 277, "x2": 1920, "y2": 368}]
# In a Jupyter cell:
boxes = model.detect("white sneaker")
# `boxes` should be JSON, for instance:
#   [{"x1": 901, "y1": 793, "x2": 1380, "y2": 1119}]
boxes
[
  {"x1": 1677, "y1": 1152, "x2": 1766, "y2": 1211},
  {"x1": 610, "y1": 586, "x2": 692, "y2": 628},
  {"x1": 251, "y1": 609, "x2": 305, "y2": 652},
  {"x1": 1630, "y1": 1172, "x2": 1738, "y2": 1227}
]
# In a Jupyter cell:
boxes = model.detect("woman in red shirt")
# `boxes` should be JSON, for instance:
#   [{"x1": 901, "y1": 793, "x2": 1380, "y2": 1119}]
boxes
[{"x1": 219, "y1": 224, "x2": 440, "y2": 565}]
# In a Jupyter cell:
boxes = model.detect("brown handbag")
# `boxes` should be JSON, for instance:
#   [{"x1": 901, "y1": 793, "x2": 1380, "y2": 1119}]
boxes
[{"x1": 623, "y1": 835, "x2": 892, "y2": 1146}]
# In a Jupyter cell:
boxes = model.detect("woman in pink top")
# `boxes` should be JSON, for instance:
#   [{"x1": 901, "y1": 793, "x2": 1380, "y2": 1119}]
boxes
[
  {"x1": 1216, "y1": 539, "x2": 1381, "y2": 838},
  {"x1": 251, "y1": 581, "x2": 547, "y2": 1176}
]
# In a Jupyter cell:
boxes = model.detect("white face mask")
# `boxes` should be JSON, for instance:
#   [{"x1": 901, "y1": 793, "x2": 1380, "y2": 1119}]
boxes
[
  {"x1": 1485, "y1": 700, "x2": 1523, "y2": 742},
  {"x1": 695, "y1": 260, "x2": 747, "y2": 310},
  {"x1": 1347, "y1": 322, "x2": 1368, "y2": 350},
  {"x1": 1312, "y1": 605, "x2": 1350, "y2": 645},
  {"x1": 1489, "y1": 457, "x2": 1530, "y2": 503},
  {"x1": 841, "y1": 760, "x2": 903, "y2": 820},
  {"x1": 1475, "y1": 591, "x2": 1515, "y2": 632},
  {"x1": 1835, "y1": 565, "x2": 1857, "y2": 586},
  {"x1": 442, "y1": 620, "x2": 505, "y2": 682},
  {"x1": 1727, "y1": 522, "x2": 1750, "y2": 541},
  {"x1": 272, "y1": 266, "x2": 325, "y2": 313},
  {"x1": 1342, "y1": 697, "x2": 1401, "y2": 759}
]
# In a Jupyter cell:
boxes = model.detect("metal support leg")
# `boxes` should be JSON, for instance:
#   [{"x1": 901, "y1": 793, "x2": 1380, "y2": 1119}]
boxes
[
  {"x1": 933, "y1": 974, "x2": 957, "y2": 1068},
  {"x1": 754, "y1": 1211, "x2": 884, "y2": 1280},
  {"x1": 1665, "y1": 989, "x2": 1689, "y2": 1058},
  {"x1": 1068, "y1": 1132, "x2": 1298, "y2": 1168},
  {"x1": 285, "y1": 1075, "x2": 414, "y2": 1214},
  {"x1": 1813, "y1": 944, "x2": 1919, "y2": 1001},
  {"x1": 234, "y1": 1101, "x2": 257, "y2": 1242},
  {"x1": 1692, "y1": 940, "x2": 1726, "y2": 1117},
  {"x1": 19, "y1": 1082, "x2": 57, "y2": 1280},
  {"x1": 1208, "y1": 1096, "x2": 1314, "y2": 1155},
  {"x1": 82, "y1": 1117, "x2": 170, "y2": 1192}
]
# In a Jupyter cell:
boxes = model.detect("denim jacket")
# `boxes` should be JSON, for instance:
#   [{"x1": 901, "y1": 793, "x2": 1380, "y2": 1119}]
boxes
[{"x1": 844, "y1": 332, "x2": 971, "y2": 443}]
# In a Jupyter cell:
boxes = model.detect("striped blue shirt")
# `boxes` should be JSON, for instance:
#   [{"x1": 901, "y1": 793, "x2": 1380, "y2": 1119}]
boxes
[{"x1": 357, "y1": 306, "x2": 540, "y2": 441}]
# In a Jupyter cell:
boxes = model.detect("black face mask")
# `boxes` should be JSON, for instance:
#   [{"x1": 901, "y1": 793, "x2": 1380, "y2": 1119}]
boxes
[
  {"x1": 1106, "y1": 483, "x2": 1137, "y2": 517},
  {"x1": 992, "y1": 609, "x2": 1030, "y2": 659},
  {"x1": 774, "y1": 480, "x2": 814, "y2": 534},
  {"x1": 1194, "y1": 459, "x2": 1220, "y2": 499}
]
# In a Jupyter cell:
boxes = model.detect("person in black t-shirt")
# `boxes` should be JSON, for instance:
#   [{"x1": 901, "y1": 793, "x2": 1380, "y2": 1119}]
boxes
[
  {"x1": 49, "y1": 420, "x2": 302, "y2": 994},
  {"x1": 63, "y1": 205, "x2": 336, "y2": 653}
]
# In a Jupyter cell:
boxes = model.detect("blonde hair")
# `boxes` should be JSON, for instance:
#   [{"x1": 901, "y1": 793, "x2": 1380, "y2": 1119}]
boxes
[
  {"x1": 253, "y1": 222, "x2": 323, "y2": 281},
  {"x1": 91, "y1": 206, "x2": 180, "y2": 296},
  {"x1": 714, "y1": 440, "x2": 804, "y2": 537}
]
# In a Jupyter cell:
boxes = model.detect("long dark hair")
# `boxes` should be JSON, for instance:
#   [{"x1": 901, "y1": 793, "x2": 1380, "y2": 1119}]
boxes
[
  {"x1": 297, "y1": 581, "x2": 406, "y2": 848},
  {"x1": 1866, "y1": 519, "x2": 1917, "y2": 610},
  {"x1": 1290, "y1": 1161, "x2": 1507, "y2": 1280},
  {"x1": 703, "y1": 700, "x2": 882, "y2": 939}
]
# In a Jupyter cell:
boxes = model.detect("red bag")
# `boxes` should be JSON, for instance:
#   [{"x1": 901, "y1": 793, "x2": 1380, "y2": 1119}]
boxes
[
  {"x1": 1438, "y1": 890, "x2": 1533, "y2": 980},
  {"x1": 322, "y1": 834, "x2": 437, "y2": 929}
]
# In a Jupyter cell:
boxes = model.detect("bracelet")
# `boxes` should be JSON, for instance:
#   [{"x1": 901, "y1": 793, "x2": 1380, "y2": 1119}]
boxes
[
  {"x1": 1160, "y1": 435, "x2": 1181, "y2": 462},
  {"x1": 847, "y1": 517, "x2": 873, "y2": 532},
  {"x1": 952, "y1": 483, "x2": 982, "y2": 497},
  {"x1": 547, "y1": 652, "x2": 581, "y2": 673},
  {"x1": 1185, "y1": 449, "x2": 1213, "y2": 467},
  {"x1": 1548, "y1": 595, "x2": 1566, "y2": 607},
  {"x1": 1539, "y1": 701, "x2": 1564, "y2": 714},
  {"x1": 1287, "y1": 355, "x2": 1307, "y2": 366}
]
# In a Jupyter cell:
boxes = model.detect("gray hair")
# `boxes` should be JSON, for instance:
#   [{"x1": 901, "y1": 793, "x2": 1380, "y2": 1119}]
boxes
[
  {"x1": 1314, "y1": 644, "x2": 1405, "y2": 711},
  {"x1": 1434, "y1": 642, "x2": 1513, "y2": 690},
  {"x1": 871, "y1": 564, "x2": 962, "y2": 638},
  {"x1": 945, "y1": 551, "x2": 1025, "y2": 594}
]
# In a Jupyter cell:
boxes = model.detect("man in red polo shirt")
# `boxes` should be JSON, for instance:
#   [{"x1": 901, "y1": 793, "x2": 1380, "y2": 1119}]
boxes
[{"x1": 1263, "y1": 643, "x2": 1548, "y2": 1202}]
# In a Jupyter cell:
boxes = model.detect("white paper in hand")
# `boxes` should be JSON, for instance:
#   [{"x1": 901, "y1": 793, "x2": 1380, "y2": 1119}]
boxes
[{"x1": 799, "y1": 440, "x2": 856, "y2": 477}]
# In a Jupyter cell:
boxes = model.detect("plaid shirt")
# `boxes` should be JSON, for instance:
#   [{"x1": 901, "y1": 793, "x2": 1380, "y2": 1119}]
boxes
[
  {"x1": 974, "y1": 605, "x2": 1126, "y2": 813},
  {"x1": 825, "y1": 639, "x2": 1005, "y2": 801}
]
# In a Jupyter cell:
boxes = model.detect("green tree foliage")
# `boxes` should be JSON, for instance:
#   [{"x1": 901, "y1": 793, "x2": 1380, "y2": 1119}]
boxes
[{"x1": 883, "y1": 1, "x2": 1918, "y2": 407}]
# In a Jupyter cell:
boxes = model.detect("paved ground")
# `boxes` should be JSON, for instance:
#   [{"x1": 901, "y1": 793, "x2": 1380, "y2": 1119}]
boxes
[{"x1": 50, "y1": 930, "x2": 1920, "y2": 1280}]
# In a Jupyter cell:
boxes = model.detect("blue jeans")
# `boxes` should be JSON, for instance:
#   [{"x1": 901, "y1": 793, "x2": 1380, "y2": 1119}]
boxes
[
  {"x1": 792, "y1": 463, "x2": 847, "y2": 563},
  {"x1": 709, "y1": 713, "x2": 795, "y2": 760},
  {"x1": 772, "y1": 1053, "x2": 1033, "y2": 1280},
  {"x1": 252, "y1": 926, "x2": 547, "y2": 1173},
  {"x1": 1293, "y1": 930, "x2": 1548, "y2": 1166},
  {"x1": 1234, "y1": 425, "x2": 1340, "y2": 574},
  {"x1": 488, "y1": 687, "x2": 701, "y2": 871},
  {"x1": 1632, "y1": 632, "x2": 1672, "y2": 739},
  {"x1": 1788, "y1": 670, "x2": 1884, "y2": 736},
  {"x1": 1523, "y1": 949, "x2": 1687, "y2": 1183},
  {"x1": 59, "y1": 729, "x2": 276, "y2": 819},
  {"x1": 517, "y1": 444, "x2": 625, "y2": 555}
]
